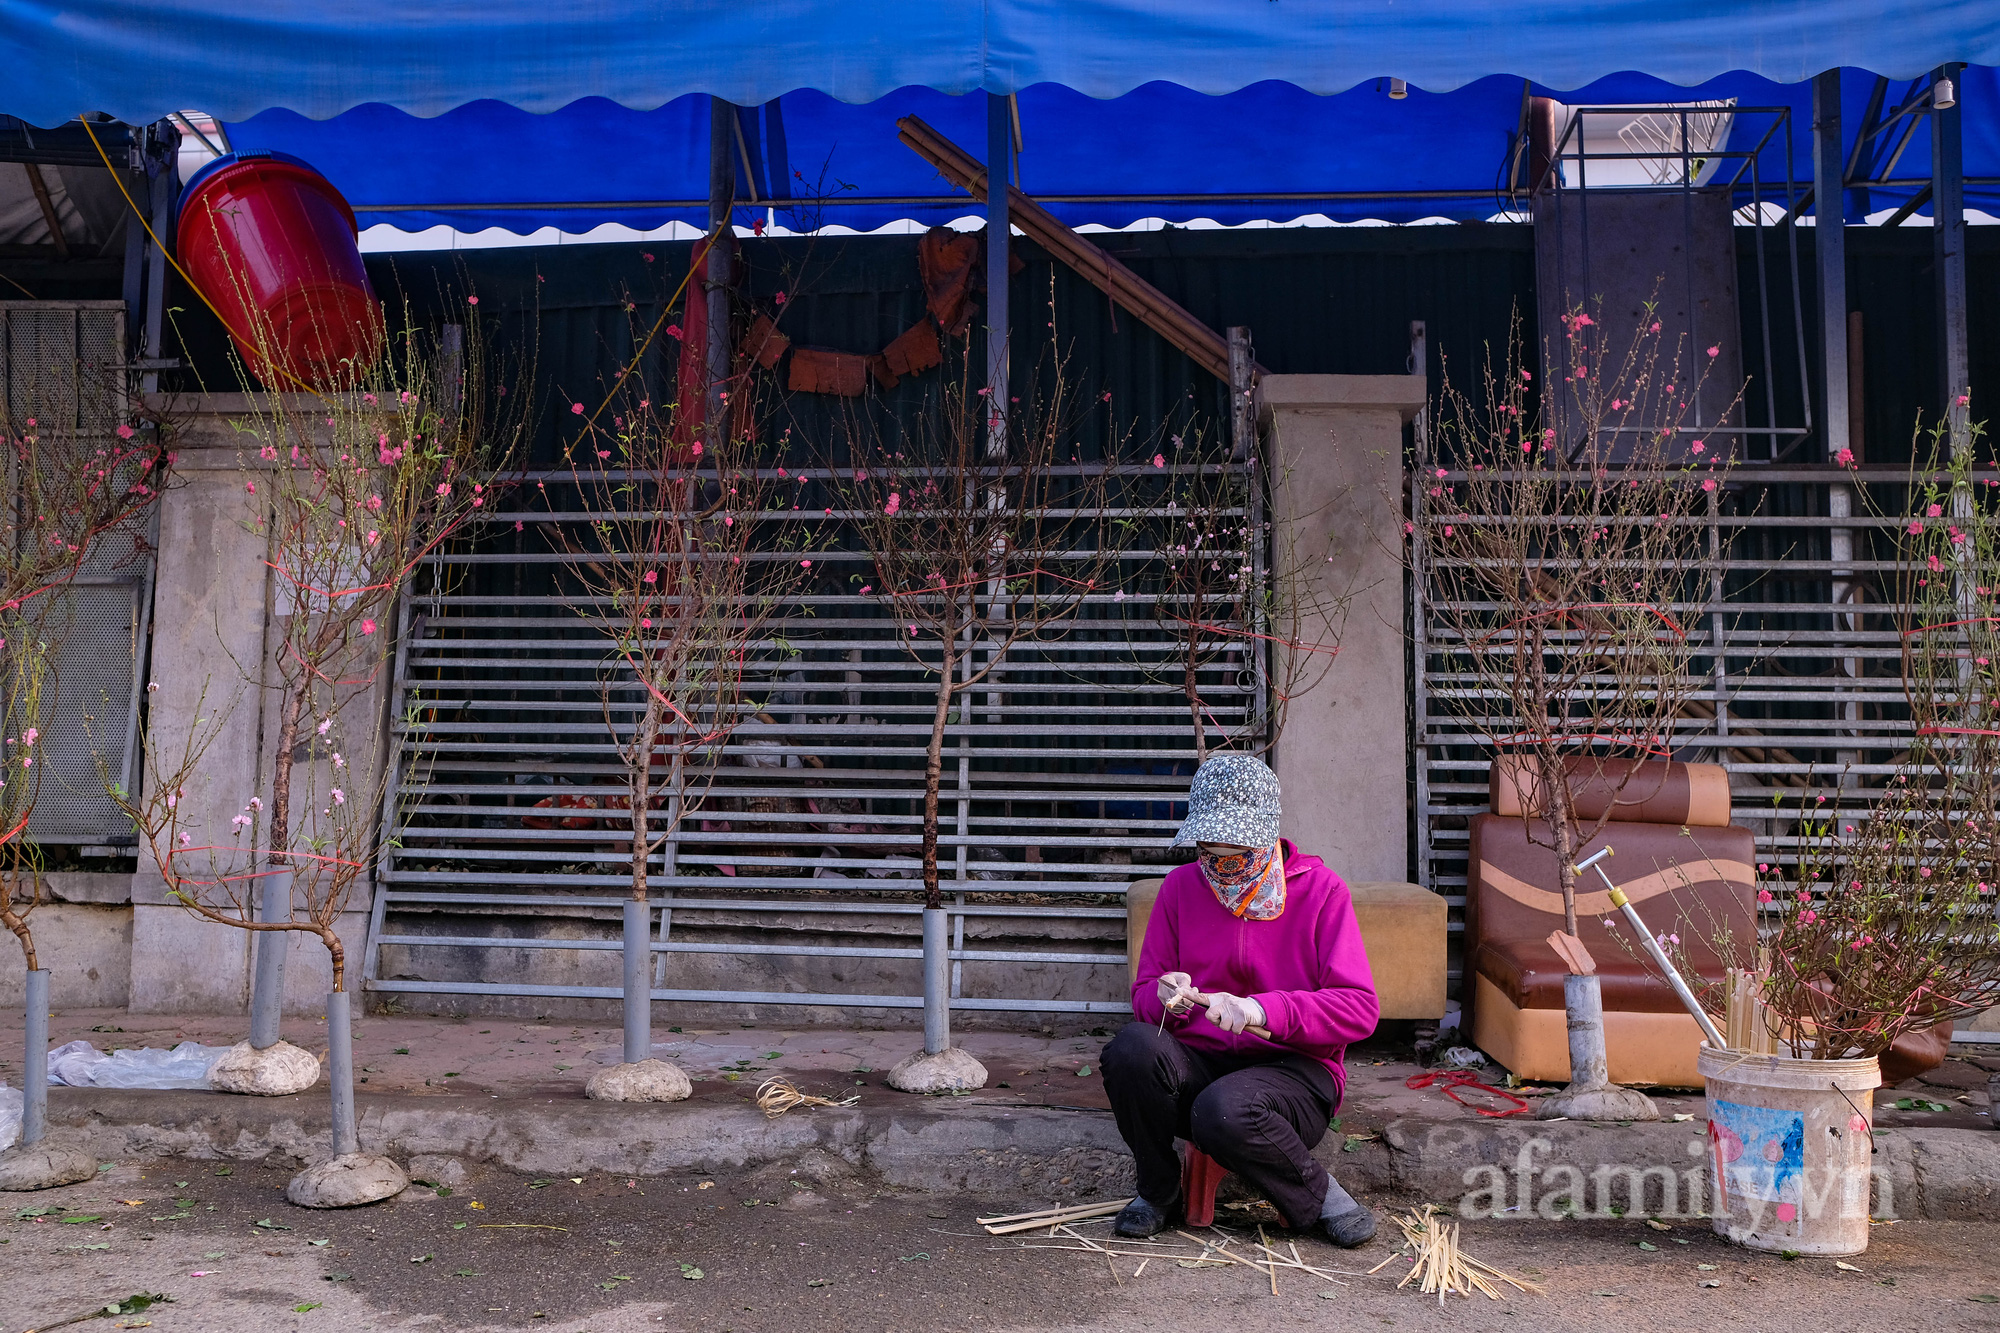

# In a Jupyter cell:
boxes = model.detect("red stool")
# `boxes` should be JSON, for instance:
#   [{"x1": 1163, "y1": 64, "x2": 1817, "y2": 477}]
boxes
[{"x1": 1180, "y1": 1144, "x2": 1227, "y2": 1227}]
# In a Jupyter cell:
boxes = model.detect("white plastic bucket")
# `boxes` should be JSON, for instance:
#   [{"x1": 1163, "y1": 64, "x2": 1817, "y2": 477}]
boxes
[{"x1": 1698, "y1": 1045, "x2": 1880, "y2": 1256}]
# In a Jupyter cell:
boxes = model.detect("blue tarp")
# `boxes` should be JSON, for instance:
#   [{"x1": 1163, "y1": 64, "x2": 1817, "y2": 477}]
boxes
[
  {"x1": 223, "y1": 69, "x2": 2000, "y2": 235},
  {"x1": 4, "y1": 1, "x2": 1999, "y2": 125}
]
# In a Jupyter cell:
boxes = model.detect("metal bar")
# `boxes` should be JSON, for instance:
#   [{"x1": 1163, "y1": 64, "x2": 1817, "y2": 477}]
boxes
[
  {"x1": 326, "y1": 990, "x2": 359, "y2": 1156},
  {"x1": 621, "y1": 897, "x2": 649, "y2": 1063},
  {"x1": 22, "y1": 969, "x2": 48, "y2": 1147},
  {"x1": 371, "y1": 933, "x2": 1124, "y2": 966},
  {"x1": 23, "y1": 163, "x2": 68, "y2": 259},
  {"x1": 1228, "y1": 326, "x2": 1254, "y2": 461},
  {"x1": 1814, "y1": 71, "x2": 1860, "y2": 771},
  {"x1": 1813, "y1": 71, "x2": 1850, "y2": 464},
  {"x1": 366, "y1": 977, "x2": 1134, "y2": 1014},
  {"x1": 248, "y1": 869, "x2": 291, "y2": 1049},
  {"x1": 1409, "y1": 319, "x2": 1433, "y2": 888},
  {"x1": 349, "y1": 188, "x2": 1579, "y2": 214},
  {"x1": 706, "y1": 97, "x2": 734, "y2": 455},
  {"x1": 985, "y1": 92, "x2": 1011, "y2": 455},
  {"x1": 139, "y1": 136, "x2": 174, "y2": 395},
  {"x1": 1933, "y1": 66, "x2": 1969, "y2": 459},
  {"x1": 363, "y1": 588, "x2": 418, "y2": 986},
  {"x1": 1881, "y1": 183, "x2": 1932, "y2": 228}
]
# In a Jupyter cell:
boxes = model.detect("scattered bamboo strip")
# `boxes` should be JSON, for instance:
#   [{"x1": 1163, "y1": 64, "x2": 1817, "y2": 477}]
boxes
[
  {"x1": 1019, "y1": 1228, "x2": 1354, "y2": 1287},
  {"x1": 474, "y1": 1223, "x2": 569, "y2": 1232},
  {"x1": 755, "y1": 1075, "x2": 860, "y2": 1119},
  {"x1": 979, "y1": 1199, "x2": 1131, "y2": 1233},
  {"x1": 1253, "y1": 1241, "x2": 1351, "y2": 1286},
  {"x1": 1259, "y1": 1225, "x2": 1278, "y2": 1295},
  {"x1": 1015, "y1": 1244, "x2": 1222, "y2": 1260},
  {"x1": 1380, "y1": 1205, "x2": 1543, "y2": 1304}
]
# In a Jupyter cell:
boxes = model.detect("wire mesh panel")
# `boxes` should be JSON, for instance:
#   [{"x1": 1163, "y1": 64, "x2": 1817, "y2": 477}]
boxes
[
  {"x1": 366, "y1": 464, "x2": 1261, "y2": 1016},
  {"x1": 0, "y1": 302, "x2": 151, "y2": 847}
]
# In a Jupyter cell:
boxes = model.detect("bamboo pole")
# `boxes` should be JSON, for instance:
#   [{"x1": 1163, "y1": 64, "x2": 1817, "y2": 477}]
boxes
[{"x1": 896, "y1": 116, "x2": 1264, "y2": 387}]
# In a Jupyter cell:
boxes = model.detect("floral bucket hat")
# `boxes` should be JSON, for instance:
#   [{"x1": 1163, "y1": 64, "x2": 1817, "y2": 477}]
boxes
[{"x1": 1171, "y1": 754, "x2": 1281, "y2": 849}]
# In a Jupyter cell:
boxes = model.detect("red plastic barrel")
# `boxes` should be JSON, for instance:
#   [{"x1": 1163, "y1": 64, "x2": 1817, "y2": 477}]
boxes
[{"x1": 176, "y1": 152, "x2": 382, "y2": 390}]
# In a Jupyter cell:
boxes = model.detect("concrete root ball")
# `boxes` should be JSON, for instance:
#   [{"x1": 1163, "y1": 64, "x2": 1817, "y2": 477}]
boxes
[
  {"x1": 585, "y1": 1059, "x2": 693, "y2": 1103},
  {"x1": 1536, "y1": 1082, "x2": 1661, "y2": 1122},
  {"x1": 886, "y1": 1047, "x2": 989, "y2": 1094},
  {"x1": 286, "y1": 1152, "x2": 410, "y2": 1208},
  {"x1": 207, "y1": 1040, "x2": 321, "y2": 1096},
  {"x1": 0, "y1": 1142, "x2": 99, "y2": 1191}
]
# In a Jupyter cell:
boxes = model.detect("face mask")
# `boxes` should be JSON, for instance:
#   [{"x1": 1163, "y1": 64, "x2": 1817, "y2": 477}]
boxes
[{"x1": 1197, "y1": 843, "x2": 1286, "y2": 920}]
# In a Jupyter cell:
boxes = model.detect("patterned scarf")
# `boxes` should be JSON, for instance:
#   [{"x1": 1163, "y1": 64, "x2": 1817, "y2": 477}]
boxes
[{"x1": 1198, "y1": 843, "x2": 1286, "y2": 920}]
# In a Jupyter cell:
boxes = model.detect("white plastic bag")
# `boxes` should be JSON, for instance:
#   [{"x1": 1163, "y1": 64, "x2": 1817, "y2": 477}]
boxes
[
  {"x1": 46, "y1": 1039, "x2": 233, "y2": 1090},
  {"x1": 0, "y1": 1081, "x2": 20, "y2": 1152},
  {"x1": 45, "y1": 1039, "x2": 106, "y2": 1087}
]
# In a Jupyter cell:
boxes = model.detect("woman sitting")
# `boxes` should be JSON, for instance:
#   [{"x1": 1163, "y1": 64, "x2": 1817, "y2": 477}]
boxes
[{"x1": 1102, "y1": 754, "x2": 1381, "y2": 1246}]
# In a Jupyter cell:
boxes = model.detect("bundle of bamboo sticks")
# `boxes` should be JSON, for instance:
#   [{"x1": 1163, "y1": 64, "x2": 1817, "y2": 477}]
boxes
[
  {"x1": 1368, "y1": 1205, "x2": 1544, "y2": 1304},
  {"x1": 1722, "y1": 958, "x2": 1779, "y2": 1054}
]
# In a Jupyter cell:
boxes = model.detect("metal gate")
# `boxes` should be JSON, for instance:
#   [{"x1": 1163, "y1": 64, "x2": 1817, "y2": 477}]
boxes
[
  {"x1": 363, "y1": 462, "x2": 1262, "y2": 1016},
  {"x1": 0, "y1": 301, "x2": 152, "y2": 849},
  {"x1": 1412, "y1": 463, "x2": 1953, "y2": 989}
]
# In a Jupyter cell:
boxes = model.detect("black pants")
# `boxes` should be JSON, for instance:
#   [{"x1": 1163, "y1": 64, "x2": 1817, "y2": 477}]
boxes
[{"x1": 1100, "y1": 1022, "x2": 1339, "y2": 1229}]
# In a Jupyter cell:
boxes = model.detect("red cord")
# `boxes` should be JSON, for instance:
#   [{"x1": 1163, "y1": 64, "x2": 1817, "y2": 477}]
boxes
[{"x1": 1405, "y1": 1068, "x2": 1532, "y2": 1118}]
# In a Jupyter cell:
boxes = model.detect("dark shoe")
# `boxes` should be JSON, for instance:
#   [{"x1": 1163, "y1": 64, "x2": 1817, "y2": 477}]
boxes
[
  {"x1": 1113, "y1": 1195, "x2": 1181, "y2": 1239},
  {"x1": 1322, "y1": 1205, "x2": 1377, "y2": 1248}
]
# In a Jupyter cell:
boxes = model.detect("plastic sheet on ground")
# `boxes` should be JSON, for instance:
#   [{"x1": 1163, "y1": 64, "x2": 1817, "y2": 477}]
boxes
[
  {"x1": 45, "y1": 1039, "x2": 235, "y2": 1090},
  {"x1": 1436, "y1": 1045, "x2": 1492, "y2": 1069},
  {"x1": 0, "y1": 1081, "x2": 20, "y2": 1151}
]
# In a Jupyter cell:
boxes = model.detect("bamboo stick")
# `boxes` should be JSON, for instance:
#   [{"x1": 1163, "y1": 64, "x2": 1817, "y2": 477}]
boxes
[
  {"x1": 1260, "y1": 1225, "x2": 1278, "y2": 1295},
  {"x1": 981, "y1": 1199, "x2": 1132, "y2": 1234},
  {"x1": 978, "y1": 1199, "x2": 1129, "y2": 1226}
]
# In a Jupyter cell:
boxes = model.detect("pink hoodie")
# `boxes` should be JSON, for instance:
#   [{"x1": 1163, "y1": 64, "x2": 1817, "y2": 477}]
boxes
[{"x1": 1131, "y1": 842, "x2": 1380, "y2": 1103}]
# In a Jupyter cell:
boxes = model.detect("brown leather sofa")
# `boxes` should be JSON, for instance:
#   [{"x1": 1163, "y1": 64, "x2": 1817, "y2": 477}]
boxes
[{"x1": 1467, "y1": 757, "x2": 1755, "y2": 1087}]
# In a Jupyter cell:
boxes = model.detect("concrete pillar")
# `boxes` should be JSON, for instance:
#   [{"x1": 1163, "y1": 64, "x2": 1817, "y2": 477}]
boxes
[
  {"x1": 130, "y1": 396, "x2": 375, "y2": 1016},
  {"x1": 129, "y1": 414, "x2": 270, "y2": 1013},
  {"x1": 1258, "y1": 374, "x2": 1423, "y2": 886}
]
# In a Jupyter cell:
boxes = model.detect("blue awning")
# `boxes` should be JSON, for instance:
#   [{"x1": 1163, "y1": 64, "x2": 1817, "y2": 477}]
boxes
[
  {"x1": 221, "y1": 69, "x2": 2000, "y2": 236},
  {"x1": 4, "y1": 1, "x2": 1997, "y2": 126}
]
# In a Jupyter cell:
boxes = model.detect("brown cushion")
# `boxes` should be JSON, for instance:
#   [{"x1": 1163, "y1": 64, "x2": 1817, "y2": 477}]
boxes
[
  {"x1": 1127, "y1": 876, "x2": 1166, "y2": 985},
  {"x1": 1879, "y1": 1019, "x2": 1954, "y2": 1084},
  {"x1": 1491, "y1": 756, "x2": 1732, "y2": 828},
  {"x1": 1466, "y1": 813, "x2": 1755, "y2": 1013}
]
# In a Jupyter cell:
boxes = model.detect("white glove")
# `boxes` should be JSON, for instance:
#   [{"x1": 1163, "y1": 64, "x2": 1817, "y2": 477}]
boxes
[
  {"x1": 1205, "y1": 991, "x2": 1267, "y2": 1035},
  {"x1": 1156, "y1": 971, "x2": 1196, "y2": 1015}
]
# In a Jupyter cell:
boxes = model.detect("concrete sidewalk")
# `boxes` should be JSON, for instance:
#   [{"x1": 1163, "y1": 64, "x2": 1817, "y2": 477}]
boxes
[{"x1": 7, "y1": 1007, "x2": 2000, "y2": 1221}]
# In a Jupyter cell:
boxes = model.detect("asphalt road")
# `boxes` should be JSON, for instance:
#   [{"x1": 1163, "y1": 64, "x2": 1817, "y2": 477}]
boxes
[{"x1": 6, "y1": 1155, "x2": 1999, "y2": 1333}]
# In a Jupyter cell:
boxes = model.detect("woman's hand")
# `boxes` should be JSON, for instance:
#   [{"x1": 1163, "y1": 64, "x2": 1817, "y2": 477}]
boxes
[
  {"x1": 1203, "y1": 991, "x2": 1267, "y2": 1035},
  {"x1": 1156, "y1": 971, "x2": 1196, "y2": 1015}
]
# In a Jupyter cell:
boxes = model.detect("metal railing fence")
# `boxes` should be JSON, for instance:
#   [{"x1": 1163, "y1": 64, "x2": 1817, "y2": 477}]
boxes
[{"x1": 362, "y1": 465, "x2": 1262, "y2": 1015}]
